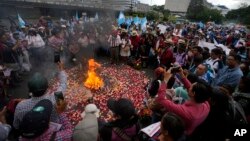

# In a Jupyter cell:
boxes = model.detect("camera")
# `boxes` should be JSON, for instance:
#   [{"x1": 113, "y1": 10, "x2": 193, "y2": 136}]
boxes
[{"x1": 171, "y1": 67, "x2": 181, "y2": 74}]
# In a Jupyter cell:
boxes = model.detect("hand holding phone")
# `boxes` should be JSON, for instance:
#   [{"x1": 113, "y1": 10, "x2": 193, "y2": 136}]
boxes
[
  {"x1": 54, "y1": 92, "x2": 67, "y2": 113},
  {"x1": 54, "y1": 91, "x2": 64, "y2": 103},
  {"x1": 54, "y1": 52, "x2": 60, "y2": 63}
]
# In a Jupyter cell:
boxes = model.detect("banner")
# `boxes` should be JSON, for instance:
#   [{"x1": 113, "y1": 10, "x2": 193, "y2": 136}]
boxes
[
  {"x1": 198, "y1": 40, "x2": 231, "y2": 55},
  {"x1": 157, "y1": 24, "x2": 167, "y2": 34}
]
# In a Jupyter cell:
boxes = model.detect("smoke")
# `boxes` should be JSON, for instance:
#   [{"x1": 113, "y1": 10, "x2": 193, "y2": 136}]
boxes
[{"x1": 0, "y1": 2, "x2": 120, "y2": 81}]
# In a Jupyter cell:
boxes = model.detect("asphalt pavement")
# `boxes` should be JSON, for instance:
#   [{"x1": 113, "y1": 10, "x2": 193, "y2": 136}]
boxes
[{"x1": 8, "y1": 46, "x2": 154, "y2": 99}]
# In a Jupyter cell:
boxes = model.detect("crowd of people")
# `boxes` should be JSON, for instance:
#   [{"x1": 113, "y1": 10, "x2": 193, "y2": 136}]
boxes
[{"x1": 0, "y1": 14, "x2": 250, "y2": 141}]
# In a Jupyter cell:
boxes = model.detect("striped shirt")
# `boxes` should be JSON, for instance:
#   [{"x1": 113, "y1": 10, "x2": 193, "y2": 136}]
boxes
[{"x1": 107, "y1": 35, "x2": 121, "y2": 47}]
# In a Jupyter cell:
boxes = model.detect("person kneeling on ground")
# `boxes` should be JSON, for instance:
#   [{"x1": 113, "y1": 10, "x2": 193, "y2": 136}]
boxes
[{"x1": 73, "y1": 104, "x2": 99, "y2": 141}]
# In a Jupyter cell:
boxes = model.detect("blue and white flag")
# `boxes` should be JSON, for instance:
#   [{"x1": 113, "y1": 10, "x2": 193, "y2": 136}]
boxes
[
  {"x1": 95, "y1": 13, "x2": 99, "y2": 21},
  {"x1": 126, "y1": 18, "x2": 132, "y2": 26},
  {"x1": 18, "y1": 13, "x2": 25, "y2": 27},
  {"x1": 133, "y1": 16, "x2": 140, "y2": 26},
  {"x1": 76, "y1": 11, "x2": 79, "y2": 21},
  {"x1": 118, "y1": 11, "x2": 125, "y2": 20},
  {"x1": 141, "y1": 17, "x2": 147, "y2": 31},
  {"x1": 199, "y1": 21, "x2": 204, "y2": 29},
  {"x1": 117, "y1": 11, "x2": 125, "y2": 26}
]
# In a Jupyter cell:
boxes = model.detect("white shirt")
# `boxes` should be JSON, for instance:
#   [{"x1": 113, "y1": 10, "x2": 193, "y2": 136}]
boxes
[
  {"x1": 108, "y1": 35, "x2": 121, "y2": 47},
  {"x1": 205, "y1": 58, "x2": 219, "y2": 72},
  {"x1": 120, "y1": 39, "x2": 131, "y2": 57}
]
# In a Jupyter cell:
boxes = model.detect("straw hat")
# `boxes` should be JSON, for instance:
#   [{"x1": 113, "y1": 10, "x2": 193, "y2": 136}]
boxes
[
  {"x1": 131, "y1": 30, "x2": 138, "y2": 36},
  {"x1": 121, "y1": 29, "x2": 127, "y2": 33},
  {"x1": 164, "y1": 38, "x2": 174, "y2": 44},
  {"x1": 38, "y1": 26, "x2": 45, "y2": 30},
  {"x1": 178, "y1": 39, "x2": 186, "y2": 44}
]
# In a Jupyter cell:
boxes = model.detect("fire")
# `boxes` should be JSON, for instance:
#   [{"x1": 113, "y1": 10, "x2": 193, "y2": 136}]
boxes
[{"x1": 84, "y1": 59, "x2": 104, "y2": 90}]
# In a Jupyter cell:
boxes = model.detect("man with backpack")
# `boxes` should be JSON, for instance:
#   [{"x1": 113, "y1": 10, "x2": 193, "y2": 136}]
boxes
[{"x1": 205, "y1": 48, "x2": 224, "y2": 74}]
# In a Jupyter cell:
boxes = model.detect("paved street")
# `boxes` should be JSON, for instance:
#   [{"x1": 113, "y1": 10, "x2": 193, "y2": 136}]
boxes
[{"x1": 8, "y1": 46, "x2": 154, "y2": 99}]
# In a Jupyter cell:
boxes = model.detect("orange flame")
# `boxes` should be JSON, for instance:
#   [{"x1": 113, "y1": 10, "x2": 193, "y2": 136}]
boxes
[{"x1": 84, "y1": 59, "x2": 104, "y2": 90}]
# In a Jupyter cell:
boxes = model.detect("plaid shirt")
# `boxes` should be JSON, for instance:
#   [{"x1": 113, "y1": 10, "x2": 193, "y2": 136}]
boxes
[
  {"x1": 48, "y1": 36, "x2": 64, "y2": 51},
  {"x1": 20, "y1": 113, "x2": 73, "y2": 141},
  {"x1": 108, "y1": 35, "x2": 121, "y2": 47},
  {"x1": 13, "y1": 71, "x2": 67, "y2": 129}
]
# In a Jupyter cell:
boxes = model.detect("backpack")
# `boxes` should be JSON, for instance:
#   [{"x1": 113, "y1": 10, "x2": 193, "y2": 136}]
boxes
[
  {"x1": 213, "y1": 60, "x2": 224, "y2": 70},
  {"x1": 234, "y1": 93, "x2": 250, "y2": 116},
  {"x1": 113, "y1": 122, "x2": 141, "y2": 141},
  {"x1": 226, "y1": 100, "x2": 248, "y2": 127}
]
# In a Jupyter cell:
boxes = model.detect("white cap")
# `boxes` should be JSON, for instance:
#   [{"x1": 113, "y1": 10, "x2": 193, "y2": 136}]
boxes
[
  {"x1": 81, "y1": 104, "x2": 100, "y2": 118},
  {"x1": 38, "y1": 26, "x2": 45, "y2": 30},
  {"x1": 61, "y1": 25, "x2": 66, "y2": 28},
  {"x1": 215, "y1": 44, "x2": 224, "y2": 48}
]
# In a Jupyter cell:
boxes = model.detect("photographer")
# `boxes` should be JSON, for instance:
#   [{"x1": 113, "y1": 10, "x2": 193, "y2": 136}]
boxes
[
  {"x1": 155, "y1": 67, "x2": 211, "y2": 135},
  {"x1": 13, "y1": 63, "x2": 68, "y2": 130},
  {"x1": 19, "y1": 99, "x2": 73, "y2": 141}
]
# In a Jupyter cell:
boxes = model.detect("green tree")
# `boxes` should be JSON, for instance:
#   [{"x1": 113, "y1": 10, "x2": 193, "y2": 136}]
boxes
[
  {"x1": 187, "y1": 0, "x2": 204, "y2": 20},
  {"x1": 226, "y1": 5, "x2": 250, "y2": 25},
  {"x1": 152, "y1": 5, "x2": 170, "y2": 21},
  {"x1": 238, "y1": 2, "x2": 249, "y2": 9},
  {"x1": 146, "y1": 11, "x2": 158, "y2": 21},
  {"x1": 187, "y1": 0, "x2": 223, "y2": 23}
]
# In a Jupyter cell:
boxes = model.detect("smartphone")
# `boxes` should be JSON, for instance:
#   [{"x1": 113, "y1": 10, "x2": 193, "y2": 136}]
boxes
[
  {"x1": 171, "y1": 67, "x2": 181, "y2": 74},
  {"x1": 54, "y1": 53, "x2": 60, "y2": 63},
  {"x1": 54, "y1": 91, "x2": 64, "y2": 103}
]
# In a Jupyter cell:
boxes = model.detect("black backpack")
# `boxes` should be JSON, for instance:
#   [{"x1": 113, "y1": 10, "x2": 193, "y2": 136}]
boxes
[
  {"x1": 226, "y1": 100, "x2": 248, "y2": 127},
  {"x1": 113, "y1": 122, "x2": 141, "y2": 141},
  {"x1": 234, "y1": 93, "x2": 250, "y2": 116},
  {"x1": 213, "y1": 60, "x2": 224, "y2": 70}
]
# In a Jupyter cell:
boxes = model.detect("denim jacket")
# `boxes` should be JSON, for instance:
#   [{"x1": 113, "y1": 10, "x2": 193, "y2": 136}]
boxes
[{"x1": 211, "y1": 66, "x2": 243, "y2": 88}]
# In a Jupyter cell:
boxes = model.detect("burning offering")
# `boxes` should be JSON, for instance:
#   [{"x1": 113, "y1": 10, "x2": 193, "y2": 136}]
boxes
[
  {"x1": 84, "y1": 59, "x2": 104, "y2": 90},
  {"x1": 48, "y1": 63, "x2": 149, "y2": 125}
]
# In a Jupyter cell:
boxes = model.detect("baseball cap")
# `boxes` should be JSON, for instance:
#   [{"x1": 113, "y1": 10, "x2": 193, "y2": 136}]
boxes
[
  {"x1": 20, "y1": 99, "x2": 53, "y2": 138},
  {"x1": 28, "y1": 73, "x2": 48, "y2": 96},
  {"x1": 107, "y1": 98, "x2": 136, "y2": 119}
]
